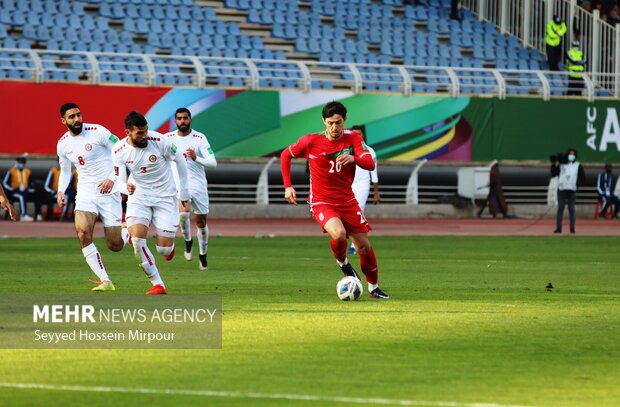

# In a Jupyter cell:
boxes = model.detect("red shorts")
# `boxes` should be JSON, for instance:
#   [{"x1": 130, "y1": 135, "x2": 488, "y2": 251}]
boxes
[{"x1": 310, "y1": 201, "x2": 372, "y2": 235}]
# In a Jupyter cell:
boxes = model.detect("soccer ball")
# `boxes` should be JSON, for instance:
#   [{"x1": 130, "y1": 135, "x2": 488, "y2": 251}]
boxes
[{"x1": 336, "y1": 276, "x2": 363, "y2": 301}]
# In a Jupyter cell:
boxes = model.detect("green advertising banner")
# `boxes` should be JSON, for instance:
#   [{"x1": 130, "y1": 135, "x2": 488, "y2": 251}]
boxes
[{"x1": 465, "y1": 98, "x2": 620, "y2": 163}]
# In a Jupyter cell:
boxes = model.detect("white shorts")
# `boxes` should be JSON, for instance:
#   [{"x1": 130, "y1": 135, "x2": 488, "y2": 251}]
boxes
[
  {"x1": 75, "y1": 192, "x2": 123, "y2": 227},
  {"x1": 126, "y1": 195, "x2": 179, "y2": 235},
  {"x1": 189, "y1": 190, "x2": 210, "y2": 215},
  {"x1": 352, "y1": 183, "x2": 370, "y2": 212}
]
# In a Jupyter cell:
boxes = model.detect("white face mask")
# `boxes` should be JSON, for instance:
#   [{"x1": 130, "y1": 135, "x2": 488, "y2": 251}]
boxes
[{"x1": 568, "y1": 154, "x2": 576, "y2": 162}]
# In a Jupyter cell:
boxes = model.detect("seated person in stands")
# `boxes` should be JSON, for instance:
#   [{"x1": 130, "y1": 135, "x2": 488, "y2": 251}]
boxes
[
  {"x1": 597, "y1": 163, "x2": 620, "y2": 219},
  {"x1": 2, "y1": 155, "x2": 33, "y2": 221},
  {"x1": 39, "y1": 158, "x2": 77, "y2": 221}
]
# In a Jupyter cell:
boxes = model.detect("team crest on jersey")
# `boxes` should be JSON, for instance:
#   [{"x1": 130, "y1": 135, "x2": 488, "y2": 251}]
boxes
[
  {"x1": 85, "y1": 143, "x2": 92, "y2": 151},
  {"x1": 148, "y1": 154, "x2": 157, "y2": 163}
]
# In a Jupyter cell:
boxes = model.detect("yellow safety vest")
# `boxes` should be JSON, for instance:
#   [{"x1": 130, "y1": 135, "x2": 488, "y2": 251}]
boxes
[
  {"x1": 546, "y1": 21, "x2": 566, "y2": 47},
  {"x1": 8, "y1": 167, "x2": 30, "y2": 190},
  {"x1": 567, "y1": 48, "x2": 584, "y2": 78},
  {"x1": 49, "y1": 166, "x2": 78, "y2": 191}
]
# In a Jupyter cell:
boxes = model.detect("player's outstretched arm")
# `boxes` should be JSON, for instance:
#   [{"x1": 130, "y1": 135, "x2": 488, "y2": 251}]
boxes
[
  {"x1": 373, "y1": 183, "x2": 381, "y2": 205},
  {"x1": 173, "y1": 148, "x2": 190, "y2": 201},
  {"x1": 56, "y1": 154, "x2": 73, "y2": 207},
  {"x1": 193, "y1": 141, "x2": 217, "y2": 169},
  {"x1": 113, "y1": 162, "x2": 130, "y2": 195},
  {"x1": 280, "y1": 146, "x2": 297, "y2": 205}
]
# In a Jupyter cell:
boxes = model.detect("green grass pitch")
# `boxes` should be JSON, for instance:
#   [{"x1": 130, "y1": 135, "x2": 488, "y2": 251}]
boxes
[{"x1": 0, "y1": 235, "x2": 619, "y2": 407}]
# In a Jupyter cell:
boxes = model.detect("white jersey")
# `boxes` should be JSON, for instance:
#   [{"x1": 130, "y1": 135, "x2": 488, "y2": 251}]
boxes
[
  {"x1": 56, "y1": 123, "x2": 119, "y2": 196},
  {"x1": 165, "y1": 129, "x2": 216, "y2": 193},
  {"x1": 352, "y1": 146, "x2": 379, "y2": 188},
  {"x1": 112, "y1": 130, "x2": 189, "y2": 200}
]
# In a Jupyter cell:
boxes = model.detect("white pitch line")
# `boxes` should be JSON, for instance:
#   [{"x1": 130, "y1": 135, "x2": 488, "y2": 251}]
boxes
[{"x1": 0, "y1": 382, "x2": 535, "y2": 407}]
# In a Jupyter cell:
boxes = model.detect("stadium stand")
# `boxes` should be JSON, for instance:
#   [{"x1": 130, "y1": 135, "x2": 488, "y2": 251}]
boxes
[{"x1": 0, "y1": 0, "x2": 612, "y2": 98}]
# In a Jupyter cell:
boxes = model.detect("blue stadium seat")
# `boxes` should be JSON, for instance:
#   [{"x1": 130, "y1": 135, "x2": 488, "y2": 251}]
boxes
[
  {"x1": 204, "y1": 7, "x2": 217, "y2": 21},
  {"x1": 135, "y1": 20, "x2": 149, "y2": 35},
  {"x1": 95, "y1": 16, "x2": 108, "y2": 30}
]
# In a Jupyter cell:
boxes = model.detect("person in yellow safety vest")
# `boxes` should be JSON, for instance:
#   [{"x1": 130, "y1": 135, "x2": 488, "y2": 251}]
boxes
[
  {"x1": 546, "y1": 14, "x2": 567, "y2": 71},
  {"x1": 2, "y1": 156, "x2": 33, "y2": 221},
  {"x1": 40, "y1": 158, "x2": 78, "y2": 221},
  {"x1": 566, "y1": 40, "x2": 587, "y2": 96}
]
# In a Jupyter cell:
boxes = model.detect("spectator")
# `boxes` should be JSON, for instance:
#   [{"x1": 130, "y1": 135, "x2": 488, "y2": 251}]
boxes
[
  {"x1": 551, "y1": 149, "x2": 585, "y2": 234},
  {"x1": 546, "y1": 14, "x2": 567, "y2": 71},
  {"x1": 39, "y1": 158, "x2": 77, "y2": 221},
  {"x1": 607, "y1": 6, "x2": 620, "y2": 27},
  {"x1": 450, "y1": 0, "x2": 460, "y2": 21},
  {"x1": 2, "y1": 155, "x2": 33, "y2": 221},
  {"x1": 596, "y1": 163, "x2": 620, "y2": 218},
  {"x1": 566, "y1": 40, "x2": 587, "y2": 96},
  {"x1": 477, "y1": 163, "x2": 508, "y2": 218}
]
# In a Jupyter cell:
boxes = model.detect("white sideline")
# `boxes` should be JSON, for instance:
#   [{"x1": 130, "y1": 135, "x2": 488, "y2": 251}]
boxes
[{"x1": 0, "y1": 382, "x2": 535, "y2": 407}]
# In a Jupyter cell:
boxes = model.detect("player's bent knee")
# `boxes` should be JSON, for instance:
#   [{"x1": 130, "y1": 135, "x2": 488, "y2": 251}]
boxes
[
  {"x1": 329, "y1": 230, "x2": 347, "y2": 242},
  {"x1": 356, "y1": 244, "x2": 371, "y2": 254},
  {"x1": 106, "y1": 239, "x2": 124, "y2": 252},
  {"x1": 77, "y1": 231, "x2": 93, "y2": 245}
]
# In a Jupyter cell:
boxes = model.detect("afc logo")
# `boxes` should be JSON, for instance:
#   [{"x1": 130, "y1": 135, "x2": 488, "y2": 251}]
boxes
[
  {"x1": 84, "y1": 144, "x2": 92, "y2": 151},
  {"x1": 148, "y1": 155, "x2": 157, "y2": 163}
]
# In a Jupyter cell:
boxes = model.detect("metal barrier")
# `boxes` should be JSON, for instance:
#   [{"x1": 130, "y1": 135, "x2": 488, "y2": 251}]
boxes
[
  {"x1": 461, "y1": 0, "x2": 620, "y2": 96},
  {"x1": 0, "y1": 48, "x2": 617, "y2": 100}
]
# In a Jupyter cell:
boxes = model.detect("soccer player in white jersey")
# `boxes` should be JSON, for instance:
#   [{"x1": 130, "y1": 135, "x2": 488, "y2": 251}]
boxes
[
  {"x1": 349, "y1": 125, "x2": 380, "y2": 255},
  {"x1": 165, "y1": 107, "x2": 217, "y2": 270},
  {"x1": 113, "y1": 111, "x2": 190, "y2": 295},
  {"x1": 56, "y1": 102, "x2": 130, "y2": 292}
]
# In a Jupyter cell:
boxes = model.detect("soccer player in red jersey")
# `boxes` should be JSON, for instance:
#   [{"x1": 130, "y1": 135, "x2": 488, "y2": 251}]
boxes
[{"x1": 280, "y1": 101, "x2": 390, "y2": 299}]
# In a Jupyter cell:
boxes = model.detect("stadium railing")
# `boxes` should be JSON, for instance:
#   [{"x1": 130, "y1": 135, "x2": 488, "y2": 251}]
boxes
[
  {"x1": 0, "y1": 48, "x2": 615, "y2": 100},
  {"x1": 461, "y1": 0, "x2": 620, "y2": 95}
]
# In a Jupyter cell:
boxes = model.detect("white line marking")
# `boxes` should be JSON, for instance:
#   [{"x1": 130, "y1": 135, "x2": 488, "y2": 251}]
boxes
[{"x1": 0, "y1": 382, "x2": 535, "y2": 407}]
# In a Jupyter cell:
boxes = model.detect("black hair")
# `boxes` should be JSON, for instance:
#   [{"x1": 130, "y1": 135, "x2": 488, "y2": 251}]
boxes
[
  {"x1": 124, "y1": 111, "x2": 148, "y2": 129},
  {"x1": 567, "y1": 148, "x2": 578, "y2": 158},
  {"x1": 60, "y1": 102, "x2": 79, "y2": 118},
  {"x1": 350, "y1": 124, "x2": 366, "y2": 140},
  {"x1": 175, "y1": 107, "x2": 191, "y2": 118},
  {"x1": 322, "y1": 101, "x2": 347, "y2": 119}
]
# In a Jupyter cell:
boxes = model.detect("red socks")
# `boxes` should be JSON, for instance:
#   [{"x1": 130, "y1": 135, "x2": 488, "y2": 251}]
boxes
[
  {"x1": 331, "y1": 239, "x2": 379, "y2": 285},
  {"x1": 330, "y1": 238, "x2": 347, "y2": 263},
  {"x1": 359, "y1": 246, "x2": 378, "y2": 284}
]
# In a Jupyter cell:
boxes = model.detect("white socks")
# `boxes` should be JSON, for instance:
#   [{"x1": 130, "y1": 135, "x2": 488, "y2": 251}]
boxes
[
  {"x1": 197, "y1": 225, "x2": 208, "y2": 255},
  {"x1": 121, "y1": 227, "x2": 130, "y2": 246},
  {"x1": 82, "y1": 243, "x2": 110, "y2": 282},
  {"x1": 132, "y1": 237, "x2": 164, "y2": 287},
  {"x1": 368, "y1": 283, "x2": 378, "y2": 292},
  {"x1": 336, "y1": 258, "x2": 349, "y2": 267},
  {"x1": 180, "y1": 212, "x2": 191, "y2": 241}
]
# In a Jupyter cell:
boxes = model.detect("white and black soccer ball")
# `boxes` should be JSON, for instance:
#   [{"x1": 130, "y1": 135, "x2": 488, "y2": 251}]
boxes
[{"x1": 336, "y1": 276, "x2": 363, "y2": 301}]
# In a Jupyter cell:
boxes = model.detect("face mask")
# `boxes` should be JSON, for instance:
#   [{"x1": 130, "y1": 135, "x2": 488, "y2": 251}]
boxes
[
  {"x1": 568, "y1": 154, "x2": 576, "y2": 162},
  {"x1": 16, "y1": 163, "x2": 24, "y2": 170}
]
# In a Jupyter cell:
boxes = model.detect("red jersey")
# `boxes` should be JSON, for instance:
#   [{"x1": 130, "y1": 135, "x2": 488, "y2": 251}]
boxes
[{"x1": 281, "y1": 129, "x2": 375, "y2": 206}]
